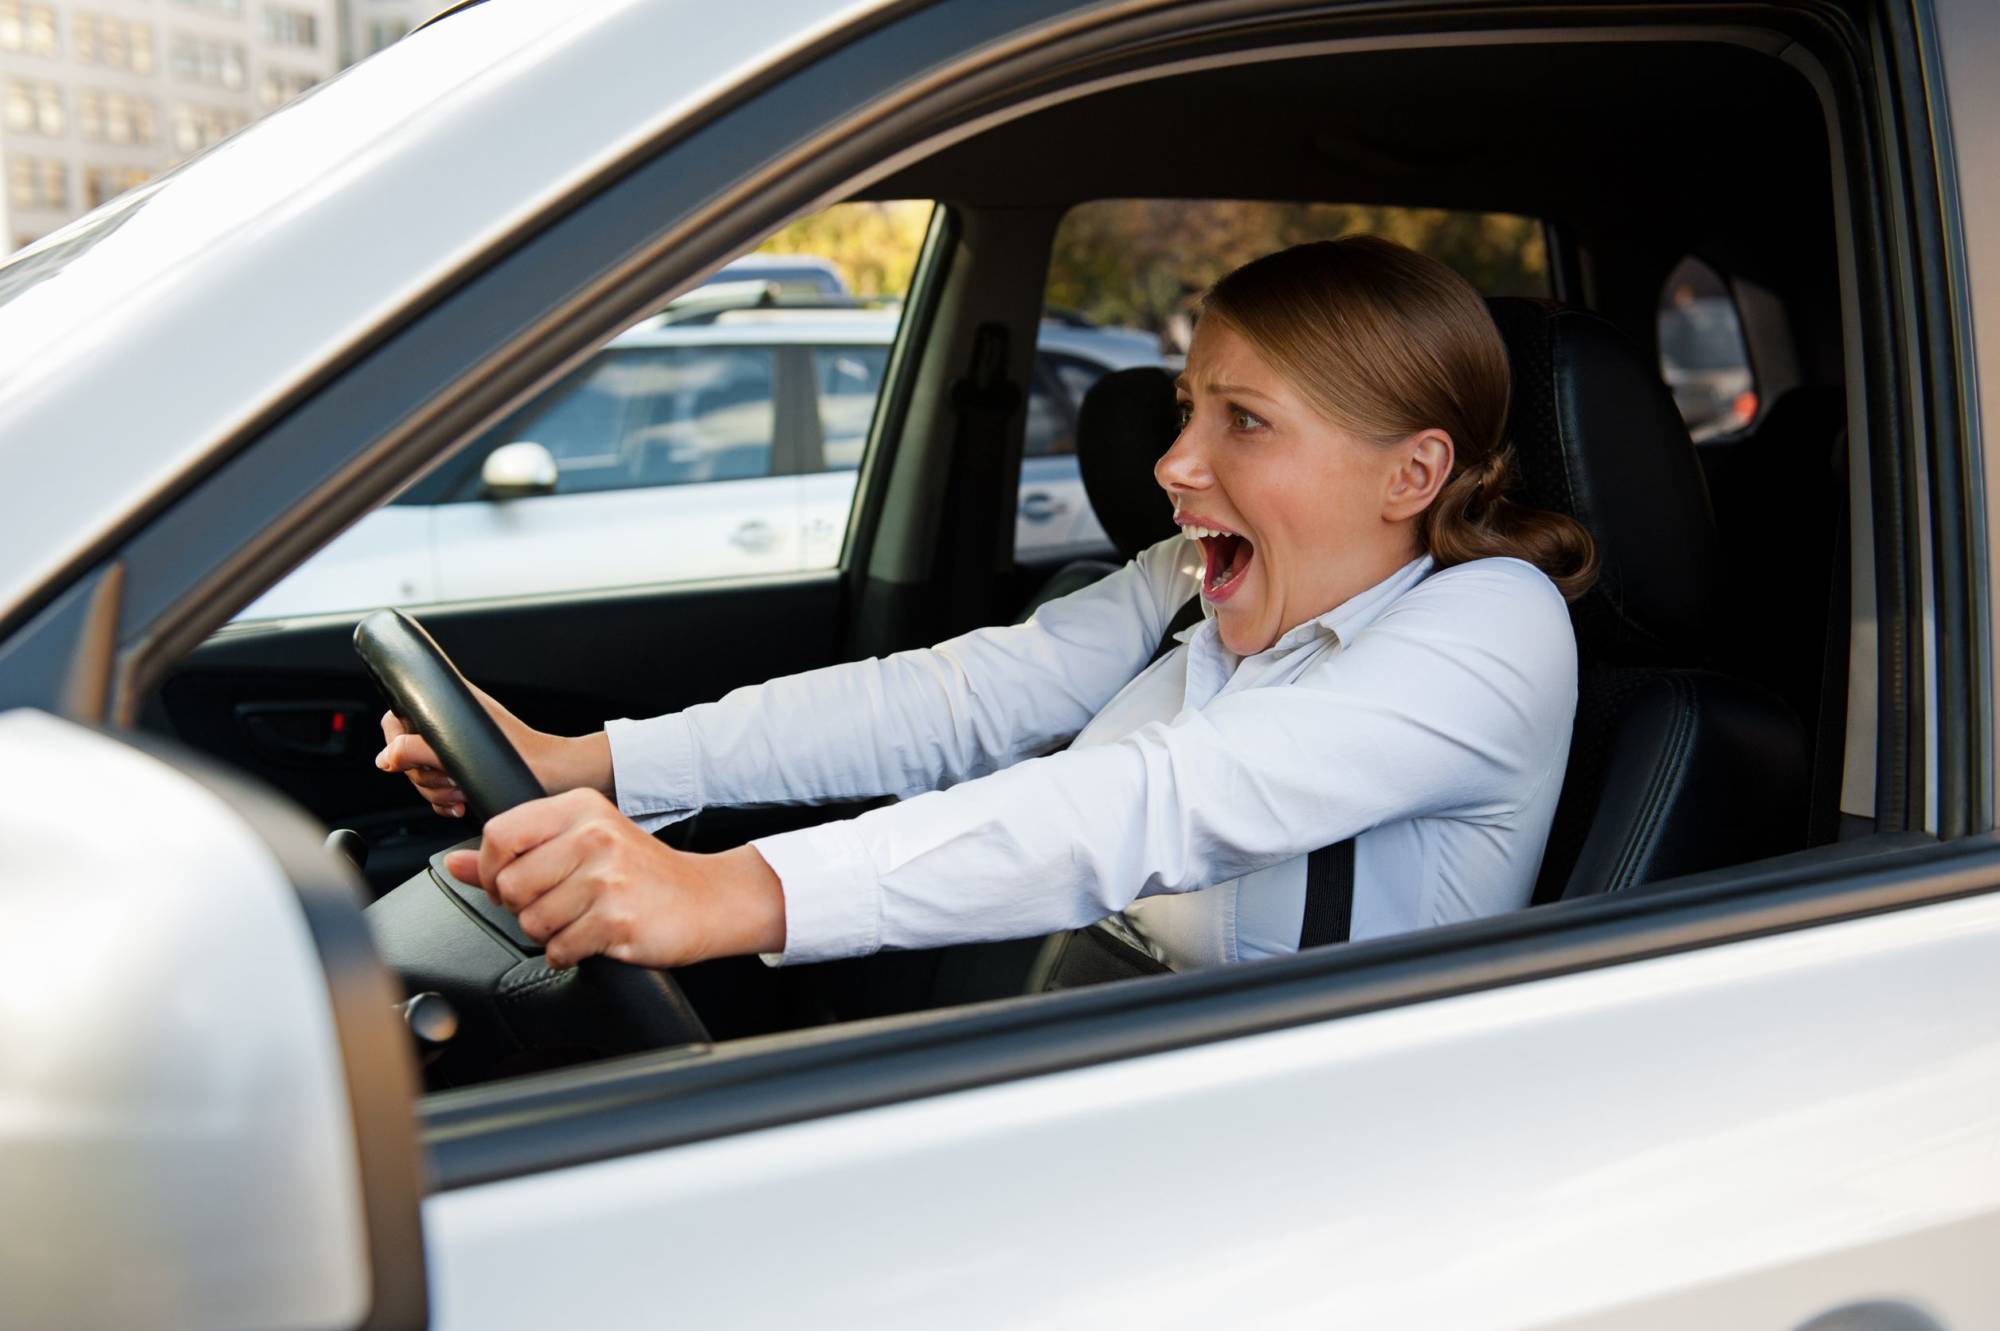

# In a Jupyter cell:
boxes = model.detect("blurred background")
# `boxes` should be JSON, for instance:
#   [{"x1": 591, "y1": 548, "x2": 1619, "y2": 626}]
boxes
[{"x1": 0, "y1": 0, "x2": 431, "y2": 252}]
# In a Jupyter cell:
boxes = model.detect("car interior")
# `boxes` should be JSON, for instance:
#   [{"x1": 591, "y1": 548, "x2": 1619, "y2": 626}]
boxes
[{"x1": 136, "y1": 22, "x2": 1936, "y2": 1094}]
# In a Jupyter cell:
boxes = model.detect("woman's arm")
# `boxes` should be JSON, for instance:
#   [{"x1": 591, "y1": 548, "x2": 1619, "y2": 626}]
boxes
[
  {"x1": 605, "y1": 537, "x2": 1196, "y2": 827},
  {"x1": 447, "y1": 558, "x2": 1577, "y2": 971},
  {"x1": 754, "y1": 558, "x2": 1578, "y2": 962}
]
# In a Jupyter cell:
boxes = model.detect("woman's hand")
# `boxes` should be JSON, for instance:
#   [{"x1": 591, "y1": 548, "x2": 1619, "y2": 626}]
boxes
[
  {"x1": 375, "y1": 683, "x2": 612, "y2": 818},
  {"x1": 444, "y1": 789, "x2": 786, "y2": 969}
]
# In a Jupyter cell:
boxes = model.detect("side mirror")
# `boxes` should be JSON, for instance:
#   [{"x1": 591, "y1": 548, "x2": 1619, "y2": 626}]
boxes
[
  {"x1": 480, "y1": 440, "x2": 559, "y2": 499},
  {"x1": 0, "y1": 711, "x2": 426, "y2": 1328}
]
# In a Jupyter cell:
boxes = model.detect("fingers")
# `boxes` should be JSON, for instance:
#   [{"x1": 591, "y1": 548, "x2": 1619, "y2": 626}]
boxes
[
  {"x1": 488, "y1": 828, "x2": 586, "y2": 917},
  {"x1": 376, "y1": 725, "x2": 441, "y2": 774},
  {"x1": 543, "y1": 899, "x2": 638, "y2": 971},
  {"x1": 376, "y1": 713, "x2": 465, "y2": 818},
  {"x1": 476, "y1": 789, "x2": 610, "y2": 907},
  {"x1": 513, "y1": 872, "x2": 595, "y2": 946},
  {"x1": 443, "y1": 847, "x2": 482, "y2": 890}
]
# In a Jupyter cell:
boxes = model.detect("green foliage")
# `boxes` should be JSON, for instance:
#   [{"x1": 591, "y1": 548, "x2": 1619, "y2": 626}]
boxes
[
  {"x1": 755, "y1": 200, "x2": 934, "y2": 298},
  {"x1": 1045, "y1": 201, "x2": 1549, "y2": 332},
  {"x1": 750, "y1": 199, "x2": 1547, "y2": 330}
]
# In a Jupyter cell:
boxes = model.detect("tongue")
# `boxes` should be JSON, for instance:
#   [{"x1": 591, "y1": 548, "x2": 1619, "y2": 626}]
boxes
[{"x1": 1202, "y1": 534, "x2": 1250, "y2": 593}]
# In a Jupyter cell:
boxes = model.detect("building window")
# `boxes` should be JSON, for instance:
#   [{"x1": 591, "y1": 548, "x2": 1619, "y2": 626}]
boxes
[
  {"x1": 10, "y1": 155, "x2": 68, "y2": 210},
  {"x1": 81, "y1": 163, "x2": 149, "y2": 209},
  {"x1": 74, "y1": 14, "x2": 156, "y2": 74},
  {"x1": 366, "y1": 19, "x2": 407, "y2": 53},
  {"x1": 5, "y1": 79, "x2": 64, "y2": 137},
  {"x1": 170, "y1": 102, "x2": 246, "y2": 154},
  {"x1": 256, "y1": 67, "x2": 316, "y2": 109},
  {"x1": 261, "y1": 5, "x2": 316, "y2": 48},
  {"x1": 169, "y1": 34, "x2": 246, "y2": 89},
  {"x1": 78, "y1": 89, "x2": 159, "y2": 145},
  {"x1": 0, "y1": 2, "x2": 60, "y2": 57},
  {"x1": 172, "y1": 0, "x2": 246, "y2": 15}
]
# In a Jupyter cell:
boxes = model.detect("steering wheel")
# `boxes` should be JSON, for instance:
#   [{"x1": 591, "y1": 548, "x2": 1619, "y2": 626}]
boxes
[{"x1": 354, "y1": 609, "x2": 709, "y2": 1081}]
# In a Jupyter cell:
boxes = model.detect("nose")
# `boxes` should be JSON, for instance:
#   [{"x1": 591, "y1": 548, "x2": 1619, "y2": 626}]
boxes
[{"x1": 1154, "y1": 416, "x2": 1212, "y2": 497}]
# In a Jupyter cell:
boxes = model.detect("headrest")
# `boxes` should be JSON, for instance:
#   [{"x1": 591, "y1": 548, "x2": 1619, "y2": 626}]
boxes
[
  {"x1": 1074, "y1": 366, "x2": 1180, "y2": 559},
  {"x1": 1486, "y1": 298, "x2": 1722, "y2": 665}
]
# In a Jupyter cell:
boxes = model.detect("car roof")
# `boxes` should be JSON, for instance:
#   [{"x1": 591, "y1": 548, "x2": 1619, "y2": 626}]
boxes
[{"x1": 0, "y1": 0, "x2": 897, "y2": 623}]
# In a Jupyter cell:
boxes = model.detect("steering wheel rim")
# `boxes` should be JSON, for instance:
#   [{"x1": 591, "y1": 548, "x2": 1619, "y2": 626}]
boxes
[
  {"x1": 353, "y1": 608, "x2": 710, "y2": 1068},
  {"x1": 353, "y1": 608, "x2": 544, "y2": 825}
]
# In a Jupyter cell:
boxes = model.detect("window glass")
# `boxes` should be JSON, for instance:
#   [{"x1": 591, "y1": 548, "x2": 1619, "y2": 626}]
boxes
[
  {"x1": 1657, "y1": 255, "x2": 1758, "y2": 441},
  {"x1": 1024, "y1": 199, "x2": 1549, "y2": 563},
  {"x1": 236, "y1": 201, "x2": 934, "y2": 620},
  {"x1": 812, "y1": 345, "x2": 888, "y2": 471},
  {"x1": 480, "y1": 346, "x2": 779, "y2": 496}
]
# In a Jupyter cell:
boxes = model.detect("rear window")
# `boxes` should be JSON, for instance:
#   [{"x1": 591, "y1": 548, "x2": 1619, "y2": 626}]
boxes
[{"x1": 1044, "y1": 199, "x2": 1550, "y2": 351}]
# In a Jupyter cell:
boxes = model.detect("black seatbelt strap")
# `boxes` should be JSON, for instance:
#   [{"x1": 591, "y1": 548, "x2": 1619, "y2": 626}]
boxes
[
  {"x1": 1152, "y1": 594, "x2": 1355, "y2": 948},
  {"x1": 940, "y1": 322, "x2": 1022, "y2": 636},
  {"x1": 1299, "y1": 837, "x2": 1355, "y2": 947}
]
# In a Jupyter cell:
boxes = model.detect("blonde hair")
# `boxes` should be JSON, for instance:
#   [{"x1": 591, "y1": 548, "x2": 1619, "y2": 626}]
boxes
[{"x1": 1201, "y1": 236, "x2": 1597, "y2": 600}]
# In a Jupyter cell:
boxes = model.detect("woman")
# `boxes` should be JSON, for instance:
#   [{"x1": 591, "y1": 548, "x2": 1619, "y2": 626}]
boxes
[{"x1": 378, "y1": 236, "x2": 1596, "y2": 972}]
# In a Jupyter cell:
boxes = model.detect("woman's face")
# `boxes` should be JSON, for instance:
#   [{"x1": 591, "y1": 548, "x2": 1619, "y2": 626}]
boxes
[{"x1": 1156, "y1": 318, "x2": 1444, "y2": 656}]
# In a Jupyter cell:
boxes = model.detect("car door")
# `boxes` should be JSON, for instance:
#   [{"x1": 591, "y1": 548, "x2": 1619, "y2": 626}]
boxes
[
  {"x1": 1017, "y1": 354, "x2": 1112, "y2": 562},
  {"x1": 799, "y1": 339, "x2": 888, "y2": 569},
  {"x1": 430, "y1": 338, "x2": 806, "y2": 600}
]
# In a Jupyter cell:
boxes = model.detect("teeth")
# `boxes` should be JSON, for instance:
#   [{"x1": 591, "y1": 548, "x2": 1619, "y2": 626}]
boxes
[{"x1": 1182, "y1": 525, "x2": 1230, "y2": 540}]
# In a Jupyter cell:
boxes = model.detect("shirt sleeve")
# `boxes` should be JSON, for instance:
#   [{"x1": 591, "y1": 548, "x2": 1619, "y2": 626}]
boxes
[
  {"x1": 604, "y1": 536, "x2": 1200, "y2": 830},
  {"x1": 753, "y1": 559, "x2": 1578, "y2": 964}
]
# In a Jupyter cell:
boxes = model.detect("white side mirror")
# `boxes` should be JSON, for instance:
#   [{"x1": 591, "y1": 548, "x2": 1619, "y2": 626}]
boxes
[
  {"x1": 480, "y1": 440, "x2": 559, "y2": 499},
  {"x1": 0, "y1": 711, "x2": 425, "y2": 1330}
]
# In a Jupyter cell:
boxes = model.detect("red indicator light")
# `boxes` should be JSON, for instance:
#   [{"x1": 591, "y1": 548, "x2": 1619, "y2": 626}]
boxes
[{"x1": 331, "y1": 712, "x2": 346, "y2": 733}]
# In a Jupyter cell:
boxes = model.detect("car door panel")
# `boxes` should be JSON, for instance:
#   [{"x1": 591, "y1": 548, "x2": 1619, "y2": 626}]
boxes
[
  {"x1": 235, "y1": 504, "x2": 440, "y2": 621},
  {"x1": 430, "y1": 476, "x2": 807, "y2": 602},
  {"x1": 423, "y1": 890, "x2": 2000, "y2": 1329}
]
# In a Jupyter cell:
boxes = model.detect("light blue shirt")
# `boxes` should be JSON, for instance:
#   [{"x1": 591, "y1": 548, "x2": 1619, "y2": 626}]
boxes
[{"x1": 606, "y1": 537, "x2": 1577, "y2": 968}]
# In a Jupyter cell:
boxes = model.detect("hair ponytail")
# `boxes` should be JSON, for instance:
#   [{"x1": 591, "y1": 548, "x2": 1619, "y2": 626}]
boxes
[
  {"x1": 1422, "y1": 445, "x2": 1596, "y2": 600},
  {"x1": 1202, "y1": 237, "x2": 1598, "y2": 601}
]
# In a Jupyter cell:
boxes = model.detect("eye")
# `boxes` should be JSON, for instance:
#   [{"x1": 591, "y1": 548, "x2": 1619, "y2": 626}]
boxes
[
  {"x1": 1174, "y1": 399, "x2": 1192, "y2": 430},
  {"x1": 1228, "y1": 404, "x2": 1267, "y2": 432}
]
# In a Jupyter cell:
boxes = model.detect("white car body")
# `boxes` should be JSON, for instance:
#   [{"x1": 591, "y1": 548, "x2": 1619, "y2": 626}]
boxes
[{"x1": 0, "y1": 1, "x2": 1996, "y2": 1329}]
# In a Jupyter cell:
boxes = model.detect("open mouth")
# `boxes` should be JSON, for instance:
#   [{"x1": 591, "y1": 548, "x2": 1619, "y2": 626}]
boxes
[{"x1": 1184, "y1": 524, "x2": 1254, "y2": 602}]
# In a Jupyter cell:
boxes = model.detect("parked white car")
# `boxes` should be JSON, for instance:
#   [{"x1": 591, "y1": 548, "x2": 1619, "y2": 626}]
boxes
[
  {"x1": 237, "y1": 306, "x2": 1165, "y2": 619},
  {"x1": 2, "y1": 1, "x2": 1997, "y2": 1329}
]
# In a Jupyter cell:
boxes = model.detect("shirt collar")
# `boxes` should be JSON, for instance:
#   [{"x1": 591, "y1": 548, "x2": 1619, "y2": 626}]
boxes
[{"x1": 1178, "y1": 553, "x2": 1438, "y2": 655}]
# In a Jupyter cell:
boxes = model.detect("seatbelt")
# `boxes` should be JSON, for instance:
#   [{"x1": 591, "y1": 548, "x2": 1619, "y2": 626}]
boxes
[
  {"x1": 939, "y1": 323, "x2": 1023, "y2": 636},
  {"x1": 1154, "y1": 594, "x2": 1356, "y2": 948}
]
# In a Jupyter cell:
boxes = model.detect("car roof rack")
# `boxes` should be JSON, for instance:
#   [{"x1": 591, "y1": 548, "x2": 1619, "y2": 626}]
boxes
[{"x1": 637, "y1": 280, "x2": 891, "y2": 328}]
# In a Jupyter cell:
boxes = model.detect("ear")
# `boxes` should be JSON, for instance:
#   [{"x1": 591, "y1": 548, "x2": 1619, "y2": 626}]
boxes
[{"x1": 1382, "y1": 429, "x2": 1454, "y2": 522}]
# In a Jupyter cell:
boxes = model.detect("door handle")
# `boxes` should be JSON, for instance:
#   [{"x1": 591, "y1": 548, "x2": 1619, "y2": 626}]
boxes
[
  {"x1": 729, "y1": 520, "x2": 777, "y2": 552},
  {"x1": 235, "y1": 701, "x2": 373, "y2": 761},
  {"x1": 1020, "y1": 492, "x2": 1069, "y2": 522}
]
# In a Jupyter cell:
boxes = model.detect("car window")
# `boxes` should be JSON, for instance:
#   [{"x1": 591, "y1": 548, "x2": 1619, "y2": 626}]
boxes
[
  {"x1": 1023, "y1": 352, "x2": 1110, "y2": 459},
  {"x1": 232, "y1": 200, "x2": 933, "y2": 619},
  {"x1": 480, "y1": 346, "x2": 778, "y2": 495},
  {"x1": 810, "y1": 344, "x2": 889, "y2": 472},
  {"x1": 1657, "y1": 255, "x2": 1758, "y2": 441}
]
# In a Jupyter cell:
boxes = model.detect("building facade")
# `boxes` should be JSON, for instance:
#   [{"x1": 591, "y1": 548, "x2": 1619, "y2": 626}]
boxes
[
  {"x1": 0, "y1": 0, "x2": 422, "y2": 251},
  {"x1": 342, "y1": 0, "x2": 427, "y2": 64}
]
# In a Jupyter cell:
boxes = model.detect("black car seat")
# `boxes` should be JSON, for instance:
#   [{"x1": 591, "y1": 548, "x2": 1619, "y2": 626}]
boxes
[
  {"x1": 1015, "y1": 366, "x2": 1182, "y2": 620},
  {"x1": 1484, "y1": 298, "x2": 1813, "y2": 901}
]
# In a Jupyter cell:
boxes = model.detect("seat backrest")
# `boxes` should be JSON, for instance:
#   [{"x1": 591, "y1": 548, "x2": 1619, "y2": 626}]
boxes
[{"x1": 1486, "y1": 298, "x2": 1812, "y2": 900}]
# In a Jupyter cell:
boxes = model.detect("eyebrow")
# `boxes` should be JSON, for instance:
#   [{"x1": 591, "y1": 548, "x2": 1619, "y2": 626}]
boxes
[{"x1": 1174, "y1": 376, "x2": 1281, "y2": 405}]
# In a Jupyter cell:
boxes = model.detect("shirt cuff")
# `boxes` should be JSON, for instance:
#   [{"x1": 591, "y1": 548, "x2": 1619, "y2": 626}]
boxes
[
  {"x1": 604, "y1": 713, "x2": 702, "y2": 829},
  {"x1": 751, "y1": 820, "x2": 882, "y2": 966}
]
